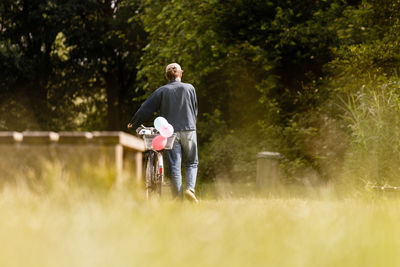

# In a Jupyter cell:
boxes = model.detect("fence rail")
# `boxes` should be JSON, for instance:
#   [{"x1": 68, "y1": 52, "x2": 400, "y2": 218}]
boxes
[{"x1": 0, "y1": 131, "x2": 145, "y2": 185}]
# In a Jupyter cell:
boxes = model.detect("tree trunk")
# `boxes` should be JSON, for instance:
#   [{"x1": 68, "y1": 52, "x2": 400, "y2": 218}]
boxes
[{"x1": 105, "y1": 72, "x2": 121, "y2": 130}]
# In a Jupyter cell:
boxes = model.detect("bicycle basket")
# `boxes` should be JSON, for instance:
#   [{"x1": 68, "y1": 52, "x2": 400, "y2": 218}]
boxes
[{"x1": 143, "y1": 134, "x2": 176, "y2": 150}]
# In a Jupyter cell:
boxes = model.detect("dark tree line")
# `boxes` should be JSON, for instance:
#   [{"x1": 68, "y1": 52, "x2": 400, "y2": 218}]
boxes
[{"x1": 0, "y1": 0, "x2": 146, "y2": 131}]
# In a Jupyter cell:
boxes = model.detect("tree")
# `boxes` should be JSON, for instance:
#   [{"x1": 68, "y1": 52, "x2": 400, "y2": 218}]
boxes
[
  {"x1": 0, "y1": 0, "x2": 64, "y2": 130},
  {"x1": 139, "y1": 0, "x2": 352, "y2": 181},
  {"x1": 62, "y1": 0, "x2": 147, "y2": 130},
  {"x1": 326, "y1": 0, "x2": 400, "y2": 186},
  {"x1": 0, "y1": 0, "x2": 147, "y2": 131}
]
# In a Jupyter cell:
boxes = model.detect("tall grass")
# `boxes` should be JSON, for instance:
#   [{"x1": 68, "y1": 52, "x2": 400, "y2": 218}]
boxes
[
  {"x1": 0, "y1": 164, "x2": 400, "y2": 267},
  {"x1": 4, "y1": 75, "x2": 400, "y2": 266},
  {"x1": 339, "y1": 75, "x2": 400, "y2": 188}
]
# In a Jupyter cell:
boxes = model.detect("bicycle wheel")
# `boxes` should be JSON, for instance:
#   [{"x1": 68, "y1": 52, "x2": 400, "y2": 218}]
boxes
[
  {"x1": 145, "y1": 152, "x2": 155, "y2": 199},
  {"x1": 145, "y1": 151, "x2": 163, "y2": 198},
  {"x1": 154, "y1": 152, "x2": 164, "y2": 196}
]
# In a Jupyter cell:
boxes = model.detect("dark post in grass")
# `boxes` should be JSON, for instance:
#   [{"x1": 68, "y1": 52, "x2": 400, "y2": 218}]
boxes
[{"x1": 256, "y1": 152, "x2": 283, "y2": 191}]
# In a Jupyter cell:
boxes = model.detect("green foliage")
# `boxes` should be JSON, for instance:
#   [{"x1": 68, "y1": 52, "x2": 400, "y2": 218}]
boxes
[
  {"x1": 50, "y1": 32, "x2": 75, "y2": 62},
  {"x1": 197, "y1": 110, "x2": 261, "y2": 182},
  {"x1": 341, "y1": 79, "x2": 400, "y2": 185},
  {"x1": 4, "y1": 0, "x2": 400, "y2": 186},
  {"x1": 0, "y1": 0, "x2": 147, "y2": 131},
  {"x1": 0, "y1": 0, "x2": 64, "y2": 129},
  {"x1": 139, "y1": 0, "x2": 351, "y2": 182},
  {"x1": 139, "y1": 0, "x2": 274, "y2": 124},
  {"x1": 327, "y1": 0, "x2": 400, "y2": 187},
  {"x1": 49, "y1": 0, "x2": 148, "y2": 130}
]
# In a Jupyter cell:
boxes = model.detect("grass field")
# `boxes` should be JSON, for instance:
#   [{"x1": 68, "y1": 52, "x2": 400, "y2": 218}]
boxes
[{"x1": 0, "y1": 181, "x2": 399, "y2": 267}]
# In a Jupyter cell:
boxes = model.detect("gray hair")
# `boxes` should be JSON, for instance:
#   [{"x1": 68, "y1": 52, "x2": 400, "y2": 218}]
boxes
[{"x1": 165, "y1": 63, "x2": 183, "y2": 80}]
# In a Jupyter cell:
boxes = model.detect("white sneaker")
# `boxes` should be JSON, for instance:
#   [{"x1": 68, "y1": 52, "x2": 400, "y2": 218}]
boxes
[{"x1": 184, "y1": 189, "x2": 199, "y2": 203}]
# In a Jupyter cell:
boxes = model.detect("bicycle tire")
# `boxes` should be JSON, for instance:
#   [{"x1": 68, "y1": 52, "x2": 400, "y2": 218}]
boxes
[
  {"x1": 145, "y1": 151, "x2": 163, "y2": 198},
  {"x1": 145, "y1": 152, "x2": 155, "y2": 199},
  {"x1": 154, "y1": 152, "x2": 164, "y2": 196}
]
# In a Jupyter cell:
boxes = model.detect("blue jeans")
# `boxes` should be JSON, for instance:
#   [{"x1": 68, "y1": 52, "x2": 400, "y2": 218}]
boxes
[{"x1": 167, "y1": 131, "x2": 198, "y2": 197}]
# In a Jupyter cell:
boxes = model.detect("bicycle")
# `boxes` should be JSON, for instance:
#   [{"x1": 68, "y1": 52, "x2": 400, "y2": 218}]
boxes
[{"x1": 136, "y1": 125, "x2": 176, "y2": 198}]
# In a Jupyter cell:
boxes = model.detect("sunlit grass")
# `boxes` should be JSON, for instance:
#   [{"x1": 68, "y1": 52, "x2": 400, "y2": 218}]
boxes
[{"x1": 0, "y1": 179, "x2": 400, "y2": 267}]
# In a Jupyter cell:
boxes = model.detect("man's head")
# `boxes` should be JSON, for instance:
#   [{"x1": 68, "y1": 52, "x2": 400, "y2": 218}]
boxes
[{"x1": 165, "y1": 63, "x2": 183, "y2": 81}]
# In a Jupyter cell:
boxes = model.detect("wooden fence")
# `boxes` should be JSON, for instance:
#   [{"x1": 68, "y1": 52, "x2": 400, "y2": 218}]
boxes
[{"x1": 0, "y1": 131, "x2": 145, "y2": 186}]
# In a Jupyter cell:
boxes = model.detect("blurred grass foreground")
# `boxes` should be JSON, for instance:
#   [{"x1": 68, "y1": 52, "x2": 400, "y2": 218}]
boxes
[
  {"x1": 1, "y1": 167, "x2": 400, "y2": 267},
  {"x1": 0, "y1": 130, "x2": 399, "y2": 267}
]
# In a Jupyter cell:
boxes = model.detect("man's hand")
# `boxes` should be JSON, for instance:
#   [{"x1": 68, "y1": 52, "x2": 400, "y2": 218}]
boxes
[{"x1": 127, "y1": 123, "x2": 133, "y2": 129}]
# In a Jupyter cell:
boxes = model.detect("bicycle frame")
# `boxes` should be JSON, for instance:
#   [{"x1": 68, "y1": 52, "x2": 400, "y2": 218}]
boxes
[
  {"x1": 144, "y1": 149, "x2": 164, "y2": 198},
  {"x1": 137, "y1": 125, "x2": 175, "y2": 199}
]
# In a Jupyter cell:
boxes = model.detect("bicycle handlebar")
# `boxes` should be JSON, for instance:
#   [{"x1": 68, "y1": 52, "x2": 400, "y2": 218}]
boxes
[{"x1": 137, "y1": 125, "x2": 159, "y2": 136}]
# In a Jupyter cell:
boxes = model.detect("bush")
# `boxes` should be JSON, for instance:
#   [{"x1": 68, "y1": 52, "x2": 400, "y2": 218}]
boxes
[{"x1": 338, "y1": 74, "x2": 400, "y2": 187}]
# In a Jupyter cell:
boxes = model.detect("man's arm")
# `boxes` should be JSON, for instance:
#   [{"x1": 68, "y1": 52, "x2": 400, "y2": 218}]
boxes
[
  {"x1": 128, "y1": 89, "x2": 162, "y2": 129},
  {"x1": 193, "y1": 86, "x2": 198, "y2": 117}
]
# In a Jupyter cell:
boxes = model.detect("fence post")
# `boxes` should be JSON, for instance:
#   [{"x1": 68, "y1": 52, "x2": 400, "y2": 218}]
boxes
[{"x1": 256, "y1": 152, "x2": 283, "y2": 189}]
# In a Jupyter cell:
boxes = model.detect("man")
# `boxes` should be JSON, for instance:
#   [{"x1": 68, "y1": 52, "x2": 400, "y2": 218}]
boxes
[{"x1": 128, "y1": 63, "x2": 199, "y2": 202}]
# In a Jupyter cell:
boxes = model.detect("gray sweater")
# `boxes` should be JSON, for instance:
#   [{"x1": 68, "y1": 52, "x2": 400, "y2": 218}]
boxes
[{"x1": 129, "y1": 79, "x2": 198, "y2": 131}]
